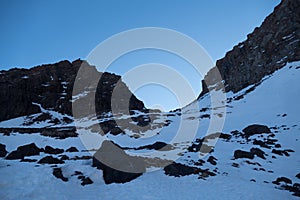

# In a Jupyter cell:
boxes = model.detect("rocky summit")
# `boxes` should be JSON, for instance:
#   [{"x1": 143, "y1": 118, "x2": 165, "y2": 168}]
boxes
[
  {"x1": 0, "y1": 59, "x2": 146, "y2": 122},
  {"x1": 200, "y1": 0, "x2": 300, "y2": 96}
]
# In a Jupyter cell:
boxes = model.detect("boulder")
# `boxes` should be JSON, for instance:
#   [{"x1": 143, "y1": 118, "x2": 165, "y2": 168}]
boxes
[
  {"x1": 93, "y1": 140, "x2": 146, "y2": 184},
  {"x1": 66, "y1": 147, "x2": 79, "y2": 152},
  {"x1": 44, "y1": 146, "x2": 64, "y2": 154},
  {"x1": 6, "y1": 143, "x2": 41, "y2": 160},
  {"x1": 234, "y1": 150, "x2": 254, "y2": 159},
  {"x1": 164, "y1": 162, "x2": 199, "y2": 177},
  {"x1": 53, "y1": 168, "x2": 68, "y2": 182},
  {"x1": 242, "y1": 124, "x2": 271, "y2": 137},
  {"x1": 38, "y1": 156, "x2": 64, "y2": 164}
]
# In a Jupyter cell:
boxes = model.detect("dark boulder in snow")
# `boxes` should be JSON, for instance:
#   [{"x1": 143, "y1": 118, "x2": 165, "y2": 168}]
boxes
[
  {"x1": 164, "y1": 162, "x2": 199, "y2": 177},
  {"x1": 93, "y1": 140, "x2": 146, "y2": 184},
  {"x1": 250, "y1": 148, "x2": 266, "y2": 159},
  {"x1": 207, "y1": 156, "x2": 217, "y2": 165},
  {"x1": 234, "y1": 150, "x2": 254, "y2": 159},
  {"x1": 296, "y1": 173, "x2": 300, "y2": 179},
  {"x1": 242, "y1": 124, "x2": 271, "y2": 137},
  {"x1": 272, "y1": 177, "x2": 292, "y2": 185},
  {"x1": 66, "y1": 147, "x2": 79, "y2": 152},
  {"x1": 38, "y1": 156, "x2": 64, "y2": 164},
  {"x1": 44, "y1": 146, "x2": 64, "y2": 154},
  {"x1": 53, "y1": 168, "x2": 68, "y2": 182},
  {"x1": 6, "y1": 143, "x2": 41, "y2": 160},
  {"x1": 0, "y1": 143, "x2": 8, "y2": 157}
]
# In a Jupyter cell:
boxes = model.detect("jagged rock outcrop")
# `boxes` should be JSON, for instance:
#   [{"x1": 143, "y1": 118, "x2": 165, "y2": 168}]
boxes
[
  {"x1": 199, "y1": 0, "x2": 300, "y2": 96},
  {"x1": 0, "y1": 59, "x2": 146, "y2": 122}
]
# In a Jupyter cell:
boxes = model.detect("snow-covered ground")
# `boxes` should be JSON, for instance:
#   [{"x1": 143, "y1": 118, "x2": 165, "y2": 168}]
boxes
[{"x1": 0, "y1": 61, "x2": 299, "y2": 199}]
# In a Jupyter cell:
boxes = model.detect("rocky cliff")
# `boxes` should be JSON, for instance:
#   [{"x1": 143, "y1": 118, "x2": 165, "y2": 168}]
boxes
[
  {"x1": 0, "y1": 59, "x2": 146, "y2": 122},
  {"x1": 199, "y1": 0, "x2": 300, "y2": 96}
]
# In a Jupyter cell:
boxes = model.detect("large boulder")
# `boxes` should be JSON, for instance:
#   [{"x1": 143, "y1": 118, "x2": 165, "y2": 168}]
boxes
[
  {"x1": 6, "y1": 143, "x2": 41, "y2": 160},
  {"x1": 92, "y1": 140, "x2": 146, "y2": 184},
  {"x1": 234, "y1": 150, "x2": 254, "y2": 159},
  {"x1": 242, "y1": 124, "x2": 271, "y2": 137}
]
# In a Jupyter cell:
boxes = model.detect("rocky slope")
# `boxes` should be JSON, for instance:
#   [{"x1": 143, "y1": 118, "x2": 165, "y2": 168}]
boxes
[
  {"x1": 200, "y1": 0, "x2": 300, "y2": 96},
  {"x1": 0, "y1": 59, "x2": 146, "y2": 122}
]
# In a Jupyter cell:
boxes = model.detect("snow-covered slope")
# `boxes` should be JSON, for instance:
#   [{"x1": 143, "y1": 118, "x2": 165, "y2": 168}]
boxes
[{"x1": 0, "y1": 61, "x2": 299, "y2": 199}]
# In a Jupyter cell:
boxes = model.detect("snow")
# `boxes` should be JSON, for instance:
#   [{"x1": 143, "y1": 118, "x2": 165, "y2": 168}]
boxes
[{"x1": 0, "y1": 61, "x2": 300, "y2": 199}]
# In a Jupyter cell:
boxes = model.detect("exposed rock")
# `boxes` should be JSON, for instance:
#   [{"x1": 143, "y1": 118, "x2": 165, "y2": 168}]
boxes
[
  {"x1": 92, "y1": 140, "x2": 146, "y2": 184},
  {"x1": 0, "y1": 143, "x2": 8, "y2": 157},
  {"x1": 272, "y1": 177, "x2": 292, "y2": 185},
  {"x1": 80, "y1": 177, "x2": 93, "y2": 186},
  {"x1": 38, "y1": 156, "x2": 64, "y2": 164},
  {"x1": 199, "y1": 0, "x2": 300, "y2": 97},
  {"x1": 296, "y1": 173, "x2": 300, "y2": 179},
  {"x1": 6, "y1": 143, "x2": 41, "y2": 160},
  {"x1": 66, "y1": 147, "x2": 79, "y2": 152},
  {"x1": 134, "y1": 142, "x2": 174, "y2": 151},
  {"x1": 234, "y1": 150, "x2": 254, "y2": 159},
  {"x1": 53, "y1": 168, "x2": 68, "y2": 182},
  {"x1": 44, "y1": 146, "x2": 64, "y2": 154},
  {"x1": 164, "y1": 162, "x2": 199, "y2": 177},
  {"x1": 250, "y1": 148, "x2": 266, "y2": 159},
  {"x1": 0, "y1": 59, "x2": 146, "y2": 122},
  {"x1": 242, "y1": 124, "x2": 271, "y2": 137},
  {"x1": 207, "y1": 156, "x2": 217, "y2": 165}
]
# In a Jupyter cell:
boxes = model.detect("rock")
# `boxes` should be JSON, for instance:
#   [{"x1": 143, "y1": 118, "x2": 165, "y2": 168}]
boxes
[
  {"x1": 199, "y1": 0, "x2": 300, "y2": 97},
  {"x1": 272, "y1": 149, "x2": 290, "y2": 156},
  {"x1": 92, "y1": 140, "x2": 146, "y2": 184},
  {"x1": 250, "y1": 148, "x2": 266, "y2": 159},
  {"x1": 44, "y1": 146, "x2": 64, "y2": 154},
  {"x1": 6, "y1": 143, "x2": 41, "y2": 160},
  {"x1": 66, "y1": 147, "x2": 79, "y2": 152},
  {"x1": 242, "y1": 124, "x2": 271, "y2": 137},
  {"x1": 234, "y1": 150, "x2": 254, "y2": 159},
  {"x1": 0, "y1": 59, "x2": 146, "y2": 122},
  {"x1": 296, "y1": 173, "x2": 300, "y2": 179},
  {"x1": 0, "y1": 143, "x2": 8, "y2": 157},
  {"x1": 59, "y1": 155, "x2": 69, "y2": 160},
  {"x1": 53, "y1": 168, "x2": 68, "y2": 182},
  {"x1": 38, "y1": 156, "x2": 64, "y2": 164},
  {"x1": 81, "y1": 177, "x2": 93, "y2": 186},
  {"x1": 272, "y1": 177, "x2": 292, "y2": 185},
  {"x1": 164, "y1": 162, "x2": 199, "y2": 177},
  {"x1": 253, "y1": 139, "x2": 271, "y2": 149},
  {"x1": 135, "y1": 142, "x2": 173, "y2": 151},
  {"x1": 207, "y1": 156, "x2": 217, "y2": 165}
]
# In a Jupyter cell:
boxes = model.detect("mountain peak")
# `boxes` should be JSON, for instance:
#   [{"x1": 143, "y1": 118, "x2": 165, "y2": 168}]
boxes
[{"x1": 200, "y1": 0, "x2": 300, "y2": 96}]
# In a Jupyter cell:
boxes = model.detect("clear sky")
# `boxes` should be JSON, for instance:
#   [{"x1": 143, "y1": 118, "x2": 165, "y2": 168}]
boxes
[{"x1": 0, "y1": 0, "x2": 280, "y2": 111}]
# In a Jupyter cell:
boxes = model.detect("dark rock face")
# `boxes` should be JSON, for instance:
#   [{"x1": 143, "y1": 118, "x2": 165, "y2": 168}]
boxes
[
  {"x1": 6, "y1": 143, "x2": 41, "y2": 160},
  {"x1": 44, "y1": 146, "x2": 64, "y2": 155},
  {"x1": 242, "y1": 124, "x2": 271, "y2": 137},
  {"x1": 164, "y1": 162, "x2": 199, "y2": 177},
  {"x1": 199, "y1": 0, "x2": 300, "y2": 96},
  {"x1": 38, "y1": 156, "x2": 64, "y2": 164},
  {"x1": 0, "y1": 144, "x2": 8, "y2": 157},
  {"x1": 234, "y1": 150, "x2": 254, "y2": 159},
  {"x1": 92, "y1": 140, "x2": 146, "y2": 184},
  {"x1": 0, "y1": 59, "x2": 146, "y2": 122}
]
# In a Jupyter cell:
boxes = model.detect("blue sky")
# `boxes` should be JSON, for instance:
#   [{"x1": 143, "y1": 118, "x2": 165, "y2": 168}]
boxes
[{"x1": 0, "y1": 0, "x2": 280, "y2": 111}]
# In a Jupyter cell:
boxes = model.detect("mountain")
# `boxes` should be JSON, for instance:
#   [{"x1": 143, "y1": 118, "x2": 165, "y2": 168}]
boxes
[
  {"x1": 0, "y1": 0, "x2": 300, "y2": 199},
  {"x1": 200, "y1": 0, "x2": 299, "y2": 96},
  {"x1": 0, "y1": 59, "x2": 146, "y2": 122}
]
